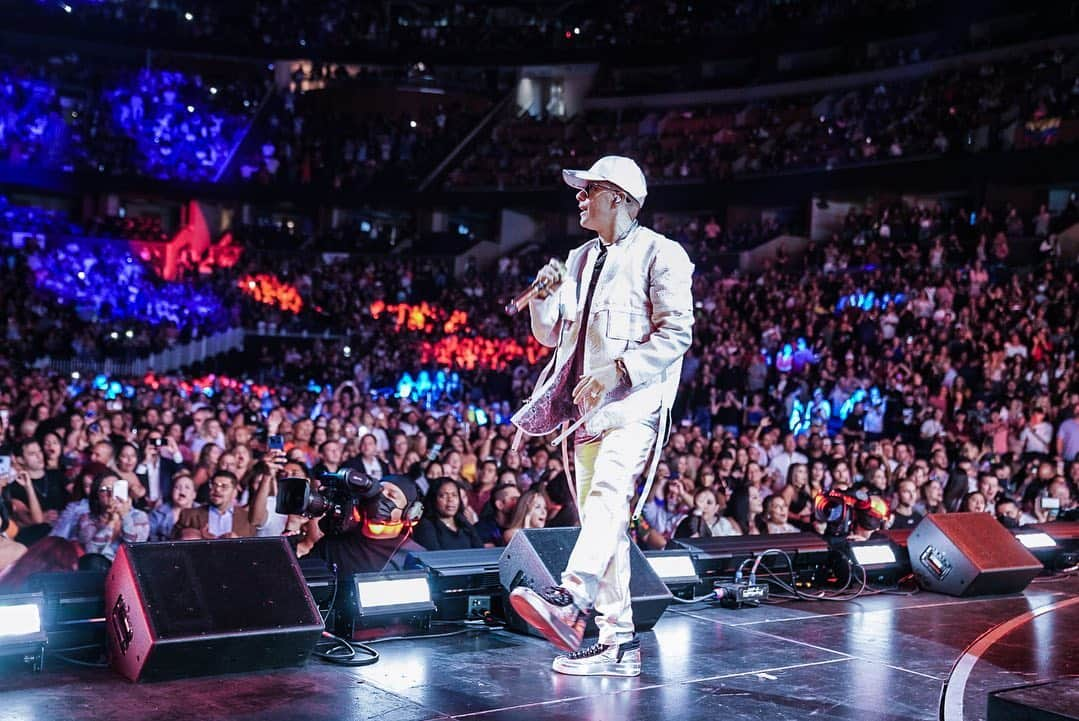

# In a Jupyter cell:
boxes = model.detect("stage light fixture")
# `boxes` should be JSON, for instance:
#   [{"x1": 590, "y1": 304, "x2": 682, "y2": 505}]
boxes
[
  {"x1": 347, "y1": 570, "x2": 436, "y2": 640},
  {"x1": 1012, "y1": 523, "x2": 1079, "y2": 571},
  {"x1": 850, "y1": 544, "x2": 897, "y2": 566},
  {"x1": 843, "y1": 539, "x2": 911, "y2": 586},
  {"x1": 1015, "y1": 532, "x2": 1056, "y2": 550},
  {"x1": 0, "y1": 593, "x2": 47, "y2": 672},
  {"x1": 645, "y1": 550, "x2": 700, "y2": 598}
]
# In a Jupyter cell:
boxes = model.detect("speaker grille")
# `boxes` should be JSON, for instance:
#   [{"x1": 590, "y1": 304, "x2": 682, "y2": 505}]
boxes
[{"x1": 129, "y1": 539, "x2": 319, "y2": 637}]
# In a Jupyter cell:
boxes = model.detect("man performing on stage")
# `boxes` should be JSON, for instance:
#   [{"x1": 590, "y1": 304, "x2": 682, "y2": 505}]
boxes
[{"x1": 508, "y1": 155, "x2": 695, "y2": 677}]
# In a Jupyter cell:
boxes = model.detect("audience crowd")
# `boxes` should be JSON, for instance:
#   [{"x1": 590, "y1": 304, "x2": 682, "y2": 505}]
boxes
[
  {"x1": 449, "y1": 50, "x2": 1079, "y2": 189},
  {"x1": 0, "y1": 53, "x2": 268, "y2": 182},
  {"x1": 0, "y1": 190, "x2": 1075, "y2": 593}
]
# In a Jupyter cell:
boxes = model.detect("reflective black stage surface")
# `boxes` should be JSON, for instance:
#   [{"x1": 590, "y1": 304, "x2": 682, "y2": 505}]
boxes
[{"x1": 3, "y1": 575, "x2": 1077, "y2": 721}]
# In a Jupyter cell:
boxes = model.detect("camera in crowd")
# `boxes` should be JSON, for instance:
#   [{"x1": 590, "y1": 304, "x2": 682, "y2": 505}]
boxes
[
  {"x1": 814, "y1": 487, "x2": 889, "y2": 537},
  {"x1": 275, "y1": 467, "x2": 382, "y2": 533}
]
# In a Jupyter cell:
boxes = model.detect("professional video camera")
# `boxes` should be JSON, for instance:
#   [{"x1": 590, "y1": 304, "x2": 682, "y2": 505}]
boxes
[
  {"x1": 276, "y1": 468, "x2": 381, "y2": 532},
  {"x1": 814, "y1": 487, "x2": 889, "y2": 538}
]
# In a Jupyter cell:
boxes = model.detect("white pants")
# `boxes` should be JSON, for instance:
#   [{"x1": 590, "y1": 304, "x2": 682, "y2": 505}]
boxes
[{"x1": 561, "y1": 418, "x2": 657, "y2": 646}]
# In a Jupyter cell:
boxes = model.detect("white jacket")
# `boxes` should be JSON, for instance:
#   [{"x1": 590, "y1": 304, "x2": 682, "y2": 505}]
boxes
[{"x1": 512, "y1": 224, "x2": 695, "y2": 438}]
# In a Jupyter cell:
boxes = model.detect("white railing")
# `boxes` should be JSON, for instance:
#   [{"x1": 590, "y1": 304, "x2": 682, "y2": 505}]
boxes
[{"x1": 33, "y1": 327, "x2": 246, "y2": 376}]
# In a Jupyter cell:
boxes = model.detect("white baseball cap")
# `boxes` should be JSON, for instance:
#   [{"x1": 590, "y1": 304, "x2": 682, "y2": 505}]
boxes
[{"x1": 562, "y1": 155, "x2": 647, "y2": 207}]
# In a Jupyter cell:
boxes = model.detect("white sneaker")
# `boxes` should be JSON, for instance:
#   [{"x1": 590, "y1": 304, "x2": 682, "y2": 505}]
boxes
[{"x1": 551, "y1": 637, "x2": 641, "y2": 677}]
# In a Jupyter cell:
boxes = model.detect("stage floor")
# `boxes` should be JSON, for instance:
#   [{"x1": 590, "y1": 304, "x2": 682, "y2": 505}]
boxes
[{"x1": 3, "y1": 574, "x2": 1077, "y2": 721}]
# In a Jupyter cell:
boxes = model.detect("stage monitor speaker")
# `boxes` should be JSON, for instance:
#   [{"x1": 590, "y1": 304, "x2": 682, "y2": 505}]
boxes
[
  {"x1": 908, "y1": 513, "x2": 1042, "y2": 597},
  {"x1": 105, "y1": 538, "x2": 324, "y2": 682},
  {"x1": 499, "y1": 528, "x2": 671, "y2": 637}
]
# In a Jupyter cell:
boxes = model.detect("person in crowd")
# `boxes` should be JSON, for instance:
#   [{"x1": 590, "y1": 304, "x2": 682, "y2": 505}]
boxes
[
  {"x1": 995, "y1": 497, "x2": 1022, "y2": 528},
  {"x1": 148, "y1": 473, "x2": 197, "y2": 541},
  {"x1": 890, "y1": 479, "x2": 924, "y2": 529},
  {"x1": 468, "y1": 459, "x2": 500, "y2": 517},
  {"x1": 299, "y1": 474, "x2": 424, "y2": 579},
  {"x1": 473, "y1": 482, "x2": 520, "y2": 546},
  {"x1": 728, "y1": 484, "x2": 764, "y2": 535},
  {"x1": 76, "y1": 471, "x2": 150, "y2": 559},
  {"x1": 502, "y1": 486, "x2": 551, "y2": 545},
  {"x1": 51, "y1": 462, "x2": 109, "y2": 541},
  {"x1": 543, "y1": 472, "x2": 580, "y2": 528},
  {"x1": 780, "y1": 463, "x2": 813, "y2": 527},
  {"x1": 139, "y1": 431, "x2": 183, "y2": 508},
  {"x1": 114, "y1": 442, "x2": 149, "y2": 509},
  {"x1": 690, "y1": 486, "x2": 741, "y2": 536},
  {"x1": 640, "y1": 476, "x2": 690, "y2": 549},
  {"x1": 10, "y1": 438, "x2": 66, "y2": 524},
  {"x1": 960, "y1": 491, "x2": 987, "y2": 513},
  {"x1": 247, "y1": 458, "x2": 289, "y2": 538},
  {"x1": 917, "y1": 479, "x2": 947, "y2": 516},
  {"x1": 344, "y1": 434, "x2": 390, "y2": 481},
  {"x1": 174, "y1": 470, "x2": 253, "y2": 539},
  {"x1": 413, "y1": 477, "x2": 483, "y2": 550},
  {"x1": 759, "y1": 495, "x2": 800, "y2": 534}
]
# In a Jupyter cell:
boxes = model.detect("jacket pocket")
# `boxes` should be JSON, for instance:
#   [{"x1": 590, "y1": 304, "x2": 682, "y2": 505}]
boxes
[{"x1": 606, "y1": 309, "x2": 651, "y2": 343}]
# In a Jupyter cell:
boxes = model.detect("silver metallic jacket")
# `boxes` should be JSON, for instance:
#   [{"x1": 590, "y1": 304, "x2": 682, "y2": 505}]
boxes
[{"x1": 512, "y1": 224, "x2": 695, "y2": 440}]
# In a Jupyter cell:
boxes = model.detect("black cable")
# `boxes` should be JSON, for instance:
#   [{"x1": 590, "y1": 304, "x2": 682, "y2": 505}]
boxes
[
  {"x1": 753, "y1": 548, "x2": 871, "y2": 603},
  {"x1": 313, "y1": 631, "x2": 380, "y2": 667},
  {"x1": 670, "y1": 593, "x2": 719, "y2": 604},
  {"x1": 309, "y1": 561, "x2": 382, "y2": 666}
]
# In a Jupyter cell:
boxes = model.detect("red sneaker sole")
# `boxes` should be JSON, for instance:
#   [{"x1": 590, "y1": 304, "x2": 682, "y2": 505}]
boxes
[{"x1": 508, "y1": 590, "x2": 579, "y2": 653}]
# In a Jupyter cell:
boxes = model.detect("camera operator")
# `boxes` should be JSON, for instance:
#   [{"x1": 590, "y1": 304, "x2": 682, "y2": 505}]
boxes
[{"x1": 294, "y1": 472, "x2": 425, "y2": 577}]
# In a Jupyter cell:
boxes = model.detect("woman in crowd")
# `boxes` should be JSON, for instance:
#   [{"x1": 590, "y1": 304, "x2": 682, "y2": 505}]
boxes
[
  {"x1": 960, "y1": 491, "x2": 987, "y2": 513},
  {"x1": 728, "y1": 484, "x2": 763, "y2": 535},
  {"x1": 413, "y1": 477, "x2": 483, "y2": 550},
  {"x1": 148, "y1": 473, "x2": 197, "y2": 541},
  {"x1": 387, "y1": 432, "x2": 411, "y2": 475},
  {"x1": 781, "y1": 463, "x2": 813, "y2": 527},
  {"x1": 114, "y1": 442, "x2": 149, "y2": 509},
  {"x1": 41, "y1": 431, "x2": 65, "y2": 473},
  {"x1": 919, "y1": 479, "x2": 947, "y2": 515},
  {"x1": 443, "y1": 450, "x2": 464, "y2": 482},
  {"x1": 759, "y1": 495, "x2": 800, "y2": 534},
  {"x1": 502, "y1": 486, "x2": 550, "y2": 545},
  {"x1": 692, "y1": 486, "x2": 741, "y2": 536},
  {"x1": 191, "y1": 443, "x2": 222, "y2": 491},
  {"x1": 76, "y1": 471, "x2": 150, "y2": 559}
]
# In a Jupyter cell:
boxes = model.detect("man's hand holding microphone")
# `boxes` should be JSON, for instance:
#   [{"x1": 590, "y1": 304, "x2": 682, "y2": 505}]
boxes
[{"x1": 504, "y1": 258, "x2": 567, "y2": 314}]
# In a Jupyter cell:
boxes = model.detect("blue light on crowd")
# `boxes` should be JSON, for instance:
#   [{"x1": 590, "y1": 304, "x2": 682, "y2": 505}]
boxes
[
  {"x1": 31, "y1": 237, "x2": 225, "y2": 329},
  {"x1": 835, "y1": 291, "x2": 906, "y2": 313},
  {"x1": 391, "y1": 370, "x2": 462, "y2": 407}
]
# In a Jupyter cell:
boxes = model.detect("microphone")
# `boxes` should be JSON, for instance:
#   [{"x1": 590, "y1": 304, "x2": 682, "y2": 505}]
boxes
[
  {"x1": 504, "y1": 278, "x2": 554, "y2": 315},
  {"x1": 504, "y1": 259, "x2": 566, "y2": 315}
]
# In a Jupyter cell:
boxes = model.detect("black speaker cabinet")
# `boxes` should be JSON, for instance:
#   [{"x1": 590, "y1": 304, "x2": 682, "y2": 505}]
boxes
[
  {"x1": 499, "y1": 527, "x2": 671, "y2": 637},
  {"x1": 908, "y1": 513, "x2": 1042, "y2": 597},
  {"x1": 105, "y1": 538, "x2": 324, "y2": 682}
]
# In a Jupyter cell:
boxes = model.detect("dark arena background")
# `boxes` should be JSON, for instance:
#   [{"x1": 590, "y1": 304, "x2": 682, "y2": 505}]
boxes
[{"x1": 0, "y1": 1, "x2": 1078, "y2": 720}]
